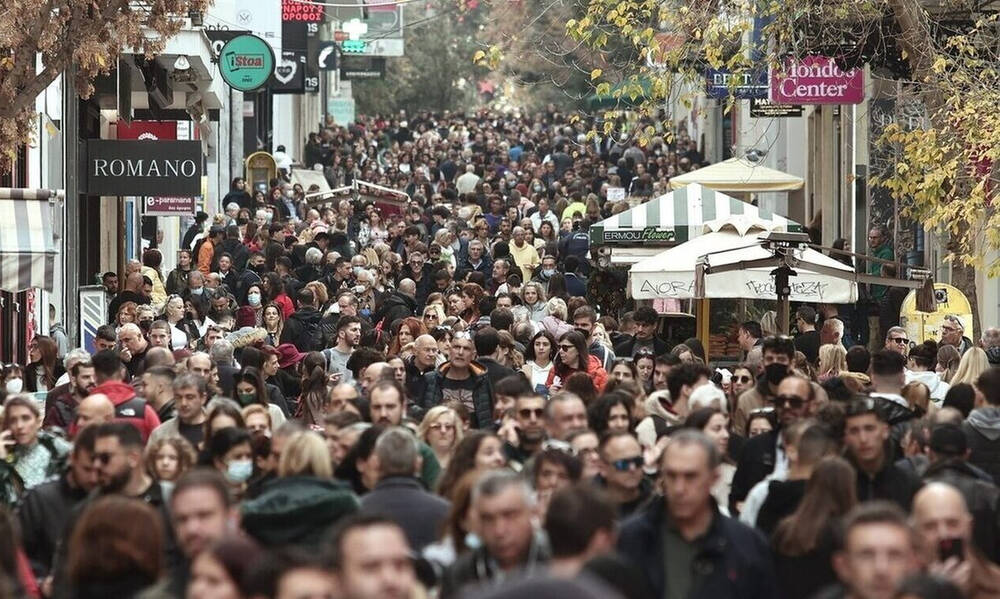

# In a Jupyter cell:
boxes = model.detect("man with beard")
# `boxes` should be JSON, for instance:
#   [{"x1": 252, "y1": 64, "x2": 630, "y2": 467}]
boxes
[
  {"x1": 44, "y1": 357, "x2": 97, "y2": 429},
  {"x1": 366, "y1": 380, "x2": 442, "y2": 489}
]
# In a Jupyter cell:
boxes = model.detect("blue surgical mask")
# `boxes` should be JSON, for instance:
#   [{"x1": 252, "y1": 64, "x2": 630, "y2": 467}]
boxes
[
  {"x1": 542, "y1": 268, "x2": 556, "y2": 277},
  {"x1": 226, "y1": 459, "x2": 253, "y2": 483},
  {"x1": 190, "y1": 287, "x2": 204, "y2": 296},
  {"x1": 247, "y1": 293, "x2": 261, "y2": 307}
]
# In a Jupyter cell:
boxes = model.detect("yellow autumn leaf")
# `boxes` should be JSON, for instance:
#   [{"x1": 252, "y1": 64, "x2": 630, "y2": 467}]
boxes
[{"x1": 591, "y1": 68, "x2": 602, "y2": 80}]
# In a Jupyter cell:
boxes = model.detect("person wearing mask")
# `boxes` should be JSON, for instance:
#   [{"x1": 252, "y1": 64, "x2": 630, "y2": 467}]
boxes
[
  {"x1": 358, "y1": 427, "x2": 450, "y2": 552},
  {"x1": 733, "y1": 335, "x2": 796, "y2": 434},
  {"x1": 618, "y1": 430, "x2": 778, "y2": 599},
  {"x1": 842, "y1": 398, "x2": 922, "y2": 509},
  {"x1": 441, "y1": 471, "x2": 549, "y2": 597}
]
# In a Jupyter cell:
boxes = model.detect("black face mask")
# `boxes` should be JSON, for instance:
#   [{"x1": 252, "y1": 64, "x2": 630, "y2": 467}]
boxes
[{"x1": 764, "y1": 362, "x2": 789, "y2": 386}]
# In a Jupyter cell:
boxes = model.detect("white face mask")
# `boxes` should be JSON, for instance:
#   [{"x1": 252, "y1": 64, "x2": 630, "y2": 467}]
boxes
[{"x1": 5, "y1": 378, "x2": 22, "y2": 393}]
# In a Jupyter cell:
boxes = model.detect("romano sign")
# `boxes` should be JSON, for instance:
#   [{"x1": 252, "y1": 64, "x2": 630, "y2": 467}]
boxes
[{"x1": 83, "y1": 140, "x2": 203, "y2": 196}]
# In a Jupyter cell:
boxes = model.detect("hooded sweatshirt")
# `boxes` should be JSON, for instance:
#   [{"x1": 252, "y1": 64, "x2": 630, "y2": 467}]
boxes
[
  {"x1": 964, "y1": 406, "x2": 1000, "y2": 486},
  {"x1": 87, "y1": 380, "x2": 161, "y2": 441},
  {"x1": 905, "y1": 369, "x2": 950, "y2": 403}
]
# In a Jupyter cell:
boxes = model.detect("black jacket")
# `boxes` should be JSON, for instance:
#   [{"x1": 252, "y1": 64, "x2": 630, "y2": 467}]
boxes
[
  {"x1": 965, "y1": 406, "x2": 1000, "y2": 484},
  {"x1": 477, "y1": 356, "x2": 516, "y2": 388},
  {"x1": 756, "y1": 479, "x2": 806, "y2": 537},
  {"x1": 618, "y1": 499, "x2": 777, "y2": 599},
  {"x1": 440, "y1": 532, "x2": 550, "y2": 599},
  {"x1": 377, "y1": 291, "x2": 417, "y2": 327},
  {"x1": 851, "y1": 452, "x2": 922, "y2": 510},
  {"x1": 613, "y1": 335, "x2": 670, "y2": 358},
  {"x1": 924, "y1": 458, "x2": 1000, "y2": 562},
  {"x1": 19, "y1": 472, "x2": 88, "y2": 578},
  {"x1": 213, "y1": 237, "x2": 249, "y2": 272},
  {"x1": 280, "y1": 307, "x2": 324, "y2": 352},
  {"x1": 359, "y1": 476, "x2": 450, "y2": 551},
  {"x1": 404, "y1": 355, "x2": 436, "y2": 401},
  {"x1": 416, "y1": 362, "x2": 493, "y2": 430},
  {"x1": 730, "y1": 430, "x2": 778, "y2": 514}
]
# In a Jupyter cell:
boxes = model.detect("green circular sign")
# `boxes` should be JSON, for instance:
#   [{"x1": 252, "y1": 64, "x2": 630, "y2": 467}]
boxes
[{"x1": 219, "y1": 34, "x2": 275, "y2": 92}]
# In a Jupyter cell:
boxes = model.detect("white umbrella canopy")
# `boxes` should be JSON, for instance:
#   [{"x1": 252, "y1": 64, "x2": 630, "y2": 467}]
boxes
[
  {"x1": 628, "y1": 224, "x2": 858, "y2": 303},
  {"x1": 668, "y1": 157, "x2": 805, "y2": 192}
]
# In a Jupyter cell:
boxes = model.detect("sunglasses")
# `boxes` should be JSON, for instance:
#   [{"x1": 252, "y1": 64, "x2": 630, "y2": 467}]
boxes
[
  {"x1": 889, "y1": 337, "x2": 909, "y2": 345},
  {"x1": 558, "y1": 344, "x2": 575, "y2": 351},
  {"x1": 610, "y1": 456, "x2": 643, "y2": 471},
  {"x1": 423, "y1": 313, "x2": 438, "y2": 319},
  {"x1": 773, "y1": 395, "x2": 807, "y2": 409},
  {"x1": 518, "y1": 407, "x2": 545, "y2": 419},
  {"x1": 732, "y1": 375, "x2": 753, "y2": 384}
]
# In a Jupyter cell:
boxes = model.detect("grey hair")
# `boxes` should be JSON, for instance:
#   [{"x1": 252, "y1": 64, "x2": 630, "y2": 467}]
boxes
[
  {"x1": 173, "y1": 372, "x2": 208, "y2": 396},
  {"x1": 471, "y1": 469, "x2": 534, "y2": 507},
  {"x1": 374, "y1": 427, "x2": 420, "y2": 477},
  {"x1": 943, "y1": 314, "x2": 965, "y2": 332},
  {"x1": 885, "y1": 326, "x2": 907, "y2": 341},
  {"x1": 305, "y1": 247, "x2": 324, "y2": 265},
  {"x1": 63, "y1": 348, "x2": 92, "y2": 370},
  {"x1": 209, "y1": 339, "x2": 235, "y2": 365},
  {"x1": 663, "y1": 429, "x2": 722, "y2": 470}
]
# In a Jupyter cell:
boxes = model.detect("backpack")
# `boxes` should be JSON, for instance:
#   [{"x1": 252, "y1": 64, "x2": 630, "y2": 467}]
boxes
[{"x1": 301, "y1": 317, "x2": 326, "y2": 352}]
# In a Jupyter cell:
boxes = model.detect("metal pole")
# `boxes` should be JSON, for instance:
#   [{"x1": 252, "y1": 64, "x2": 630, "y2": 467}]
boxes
[{"x1": 63, "y1": 67, "x2": 80, "y2": 347}]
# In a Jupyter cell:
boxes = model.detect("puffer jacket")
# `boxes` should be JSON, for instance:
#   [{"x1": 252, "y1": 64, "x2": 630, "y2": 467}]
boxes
[
  {"x1": 546, "y1": 354, "x2": 608, "y2": 393},
  {"x1": 965, "y1": 406, "x2": 1000, "y2": 484}
]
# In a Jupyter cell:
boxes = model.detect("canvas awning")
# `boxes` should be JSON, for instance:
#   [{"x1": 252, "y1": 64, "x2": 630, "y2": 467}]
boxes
[
  {"x1": 590, "y1": 182, "x2": 799, "y2": 248},
  {"x1": 628, "y1": 224, "x2": 857, "y2": 303},
  {"x1": 0, "y1": 189, "x2": 61, "y2": 293},
  {"x1": 668, "y1": 157, "x2": 805, "y2": 192},
  {"x1": 291, "y1": 168, "x2": 332, "y2": 194}
]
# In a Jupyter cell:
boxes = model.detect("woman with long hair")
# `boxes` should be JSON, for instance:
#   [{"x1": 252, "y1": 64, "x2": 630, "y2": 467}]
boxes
[
  {"x1": 0, "y1": 395, "x2": 71, "y2": 503},
  {"x1": 522, "y1": 330, "x2": 556, "y2": 397},
  {"x1": 141, "y1": 248, "x2": 167, "y2": 311},
  {"x1": 262, "y1": 272, "x2": 294, "y2": 319},
  {"x1": 588, "y1": 392, "x2": 635, "y2": 436},
  {"x1": 165, "y1": 249, "x2": 193, "y2": 295},
  {"x1": 419, "y1": 406, "x2": 464, "y2": 470},
  {"x1": 23, "y1": 336, "x2": 62, "y2": 392},
  {"x1": 546, "y1": 273, "x2": 569, "y2": 301},
  {"x1": 297, "y1": 352, "x2": 330, "y2": 426},
  {"x1": 205, "y1": 427, "x2": 254, "y2": 498},
  {"x1": 521, "y1": 281, "x2": 547, "y2": 322},
  {"x1": 201, "y1": 400, "x2": 246, "y2": 451},
  {"x1": 772, "y1": 456, "x2": 858, "y2": 599},
  {"x1": 817, "y1": 343, "x2": 848, "y2": 380},
  {"x1": 608, "y1": 359, "x2": 639, "y2": 384},
  {"x1": 546, "y1": 330, "x2": 608, "y2": 393},
  {"x1": 262, "y1": 302, "x2": 284, "y2": 346},
  {"x1": 460, "y1": 283, "x2": 485, "y2": 325},
  {"x1": 436, "y1": 431, "x2": 507, "y2": 500},
  {"x1": 162, "y1": 295, "x2": 194, "y2": 350},
  {"x1": 144, "y1": 435, "x2": 197, "y2": 483},
  {"x1": 950, "y1": 346, "x2": 990, "y2": 386},
  {"x1": 387, "y1": 317, "x2": 426, "y2": 357},
  {"x1": 187, "y1": 535, "x2": 263, "y2": 599},
  {"x1": 936, "y1": 344, "x2": 962, "y2": 384},
  {"x1": 68, "y1": 496, "x2": 164, "y2": 598},
  {"x1": 496, "y1": 331, "x2": 524, "y2": 370},
  {"x1": 234, "y1": 367, "x2": 286, "y2": 428}
]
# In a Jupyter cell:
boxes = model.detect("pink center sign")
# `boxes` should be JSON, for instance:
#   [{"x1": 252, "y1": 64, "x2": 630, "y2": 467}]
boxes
[{"x1": 770, "y1": 56, "x2": 864, "y2": 105}]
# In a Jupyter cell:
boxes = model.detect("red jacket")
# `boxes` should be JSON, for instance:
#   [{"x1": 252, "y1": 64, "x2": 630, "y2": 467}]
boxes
[
  {"x1": 546, "y1": 354, "x2": 609, "y2": 394},
  {"x1": 87, "y1": 380, "x2": 161, "y2": 441}
]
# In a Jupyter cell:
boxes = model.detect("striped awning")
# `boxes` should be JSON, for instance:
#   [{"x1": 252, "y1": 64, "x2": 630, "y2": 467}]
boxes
[
  {"x1": 590, "y1": 183, "x2": 799, "y2": 246},
  {"x1": 0, "y1": 190, "x2": 60, "y2": 293}
]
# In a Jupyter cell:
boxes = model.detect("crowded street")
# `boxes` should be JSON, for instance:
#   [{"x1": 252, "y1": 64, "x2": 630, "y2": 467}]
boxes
[{"x1": 3, "y1": 1, "x2": 1000, "y2": 598}]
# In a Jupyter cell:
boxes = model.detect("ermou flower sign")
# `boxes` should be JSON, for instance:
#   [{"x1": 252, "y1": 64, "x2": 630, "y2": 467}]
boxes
[{"x1": 770, "y1": 56, "x2": 864, "y2": 105}]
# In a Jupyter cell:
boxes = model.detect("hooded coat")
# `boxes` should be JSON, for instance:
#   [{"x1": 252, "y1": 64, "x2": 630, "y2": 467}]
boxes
[
  {"x1": 87, "y1": 380, "x2": 160, "y2": 441},
  {"x1": 965, "y1": 406, "x2": 1000, "y2": 484}
]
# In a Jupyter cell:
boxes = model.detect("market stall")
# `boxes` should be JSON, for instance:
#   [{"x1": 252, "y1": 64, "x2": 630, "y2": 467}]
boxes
[{"x1": 591, "y1": 182, "x2": 800, "y2": 266}]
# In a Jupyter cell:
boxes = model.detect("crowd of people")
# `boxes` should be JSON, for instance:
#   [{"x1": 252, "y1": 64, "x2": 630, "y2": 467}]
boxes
[{"x1": 0, "y1": 109, "x2": 998, "y2": 599}]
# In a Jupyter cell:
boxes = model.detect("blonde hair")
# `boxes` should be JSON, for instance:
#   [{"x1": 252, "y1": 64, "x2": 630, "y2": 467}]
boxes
[
  {"x1": 418, "y1": 406, "x2": 464, "y2": 448},
  {"x1": 241, "y1": 404, "x2": 272, "y2": 427},
  {"x1": 278, "y1": 431, "x2": 332, "y2": 478},
  {"x1": 305, "y1": 281, "x2": 329, "y2": 306},
  {"x1": 143, "y1": 435, "x2": 197, "y2": 482},
  {"x1": 545, "y1": 297, "x2": 567, "y2": 321},
  {"x1": 817, "y1": 344, "x2": 847, "y2": 376},
  {"x1": 950, "y1": 347, "x2": 990, "y2": 386}
]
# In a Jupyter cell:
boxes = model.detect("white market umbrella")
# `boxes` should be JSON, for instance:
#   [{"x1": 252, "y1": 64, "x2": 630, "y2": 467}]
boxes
[{"x1": 628, "y1": 224, "x2": 858, "y2": 303}]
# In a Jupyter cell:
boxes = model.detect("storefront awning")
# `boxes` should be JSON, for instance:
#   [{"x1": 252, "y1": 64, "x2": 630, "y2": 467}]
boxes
[
  {"x1": 590, "y1": 182, "x2": 799, "y2": 246},
  {"x1": 0, "y1": 190, "x2": 60, "y2": 293},
  {"x1": 291, "y1": 168, "x2": 332, "y2": 194},
  {"x1": 668, "y1": 157, "x2": 805, "y2": 192}
]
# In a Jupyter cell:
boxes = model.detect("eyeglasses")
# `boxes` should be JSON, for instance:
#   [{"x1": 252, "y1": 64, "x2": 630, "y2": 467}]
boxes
[
  {"x1": 889, "y1": 337, "x2": 909, "y2": 345},
  {"x1": 518, "y1": 407, "x2": 545, "y2": 419},
  {"x1": 733, "y1": 375, "x2": 753, "y2": 384},
  {"x1": 773, "y1": 395, "x2": 807, "y2": 409},
  {"x1": 610, "y1": 456, "x2": 643, "y2": 471}
]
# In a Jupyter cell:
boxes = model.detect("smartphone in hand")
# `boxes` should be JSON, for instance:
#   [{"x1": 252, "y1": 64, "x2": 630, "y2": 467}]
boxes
[{"x1": 938, "y1": 538, "x2": 964, "y2": 562}]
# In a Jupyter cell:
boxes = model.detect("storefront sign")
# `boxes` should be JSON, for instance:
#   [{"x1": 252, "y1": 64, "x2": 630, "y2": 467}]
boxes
[
  {"x1": 83, "y1": 140, "x2": 202, "y2": 196},
  {"x1": 750, "y1": 98, "x2": 804, "y2": 118},
  {"x1": 143, "y1": 196, "x2": 196, "y2": 216},
  {"x1": 705, "y1": 68, "x2": 768, "y2": 99},
  {"x1": 340, "y1": 56, "x2": 386, "y2": 79},
  {"x1": 219, "y1": 34, "x2": 275, "y2": 92},
  {"x1": 600, "y1": 227, "x2": 676, "y2": 244},
  {"x1": 770, "y1": 56, "x2": 864, "y2": 105}
]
